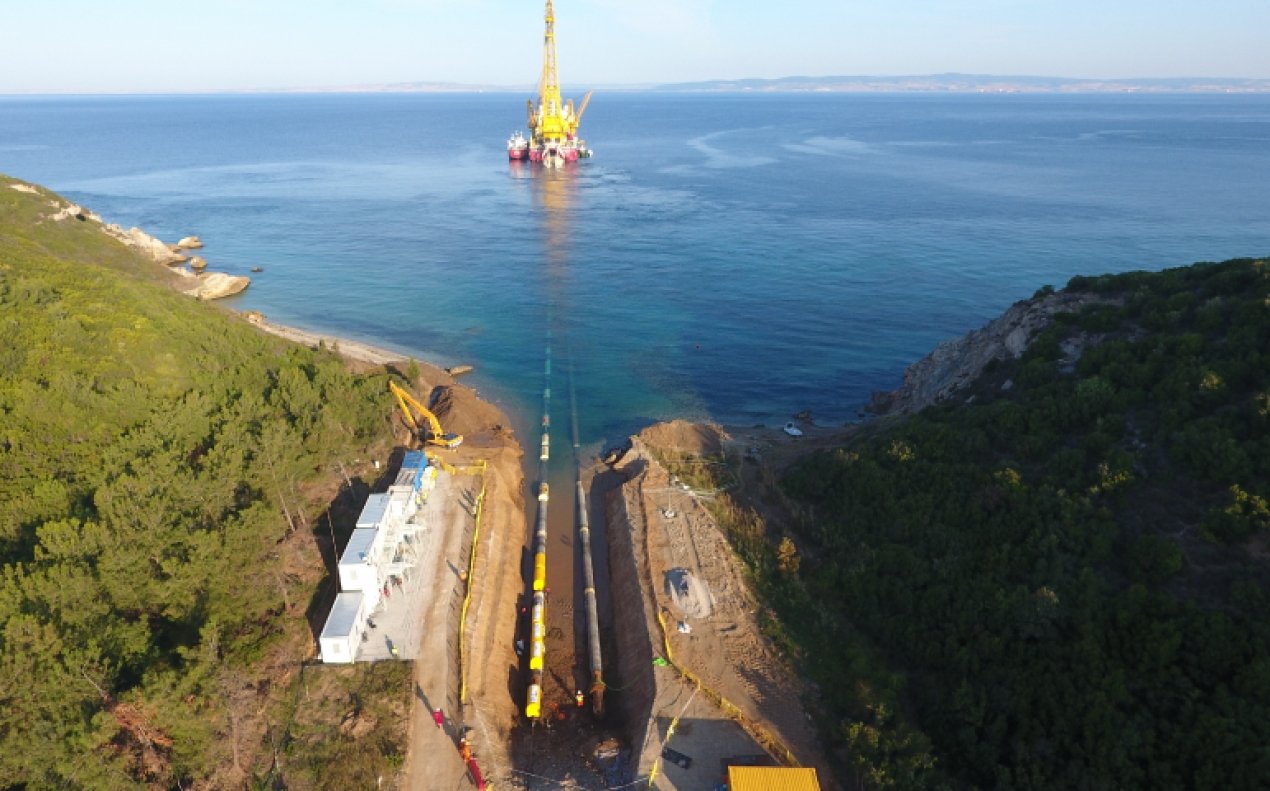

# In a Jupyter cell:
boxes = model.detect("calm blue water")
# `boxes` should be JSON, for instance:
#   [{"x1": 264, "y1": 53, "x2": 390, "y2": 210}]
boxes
[{"x1": 3, "y1": 93, "x2": 1270, "y2": 449}]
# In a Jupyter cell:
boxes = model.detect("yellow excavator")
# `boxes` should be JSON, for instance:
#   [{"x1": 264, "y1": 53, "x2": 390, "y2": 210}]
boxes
[{"x1": 389, "y1": 381, "x2": 463, "y2": 449}]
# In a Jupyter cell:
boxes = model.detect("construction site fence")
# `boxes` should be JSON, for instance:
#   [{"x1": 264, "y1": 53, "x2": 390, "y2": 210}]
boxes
[
  {"x1": 457, "y1": 462, "x2": 489, "y2": 704},
  {"x1": 652, "y1": 609, "x2": 801, "y2": 775}
]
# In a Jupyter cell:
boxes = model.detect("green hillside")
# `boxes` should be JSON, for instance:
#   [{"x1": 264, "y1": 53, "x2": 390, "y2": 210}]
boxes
[
  {"x1": 731, "y1": 259, "x2": 1270, "y2": 788},
  {"x1": 0, "y1": 176, "x2": 402, "y2": 788}
]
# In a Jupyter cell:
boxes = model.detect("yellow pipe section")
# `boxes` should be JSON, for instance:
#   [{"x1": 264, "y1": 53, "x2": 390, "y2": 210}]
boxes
[{"x1": 525, "y1": 683, "x2": 542, "y2": 719}]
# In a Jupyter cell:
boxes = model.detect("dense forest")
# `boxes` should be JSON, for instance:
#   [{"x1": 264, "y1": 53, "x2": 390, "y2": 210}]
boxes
[
  {"x1": 0, "y1": 177, "x2": 405, "y2": 788},
  {"x1": 748, "y1": 258, "x2": 1270, "y2": 788}
]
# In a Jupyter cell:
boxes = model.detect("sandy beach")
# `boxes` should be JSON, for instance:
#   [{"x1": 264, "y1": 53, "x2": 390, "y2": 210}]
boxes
[{"x1": 248, "y1": 314, "x2": 414, "y2": 366}]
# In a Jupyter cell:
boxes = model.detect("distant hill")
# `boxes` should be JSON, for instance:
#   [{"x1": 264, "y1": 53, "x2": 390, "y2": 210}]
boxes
[
  {"x1": 653, "y1": 73, "x2": 1270, "y2": 94},
  {"x1": 312, "y1": 74, "x2": 1270, "y2": 95},
  {"x1": 13, "y1": 73, "x2": 1267, "y2": 96}
]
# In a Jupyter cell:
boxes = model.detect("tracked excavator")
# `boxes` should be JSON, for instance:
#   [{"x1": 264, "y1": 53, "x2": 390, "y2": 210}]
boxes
[{"x1": 389, "y1": 380, "x2": 463, "y2": 449}]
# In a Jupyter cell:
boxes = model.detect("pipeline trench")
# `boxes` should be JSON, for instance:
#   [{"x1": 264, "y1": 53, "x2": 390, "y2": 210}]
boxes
[{"x1": 510, "y1": 169, "x2": 628, "y2": 788}]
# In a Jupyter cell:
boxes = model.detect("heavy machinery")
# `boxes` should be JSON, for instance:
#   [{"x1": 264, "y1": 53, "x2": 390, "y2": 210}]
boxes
[
  {"x1": 521, "y1": 0, "x2": 592, "y2": 164},
  {"x1": 389, "y1": 381, "x2": 463, "y2": 449}
]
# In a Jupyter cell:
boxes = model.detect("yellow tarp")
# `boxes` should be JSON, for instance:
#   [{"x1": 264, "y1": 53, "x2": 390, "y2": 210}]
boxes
[{"x1": 728, "y1": 766, "x2": 821, "y2": 791}]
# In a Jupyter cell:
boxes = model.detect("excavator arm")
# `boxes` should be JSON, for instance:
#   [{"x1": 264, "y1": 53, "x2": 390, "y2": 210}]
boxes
[
  {"x1": 388, "y1": 381, "x2": 463, "y2": 448},
  {"x1": 390, "y1": 381, "x2": 420, "y2": 435}
]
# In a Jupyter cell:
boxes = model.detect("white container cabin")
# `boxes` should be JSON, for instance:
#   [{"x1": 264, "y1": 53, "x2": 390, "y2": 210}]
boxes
[
  {"x1": 338, "y1": 528, "x2": 385, "y2": 610},
  {"x1": 319, "y1": 591, "x2": 366, "y2": 664},
  {"x1": 357, "y1": 493, "x2": 391, "y2": 529}
]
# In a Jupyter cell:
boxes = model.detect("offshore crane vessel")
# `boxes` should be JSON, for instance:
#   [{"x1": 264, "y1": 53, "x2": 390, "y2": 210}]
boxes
[{"x1": 508, "y1": 0, "x2": 592, "y2": 166}]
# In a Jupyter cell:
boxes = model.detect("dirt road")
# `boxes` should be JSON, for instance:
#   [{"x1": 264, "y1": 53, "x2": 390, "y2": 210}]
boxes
[{"x1": 400, "y1": 370, "x2": 527, "y2": 790}]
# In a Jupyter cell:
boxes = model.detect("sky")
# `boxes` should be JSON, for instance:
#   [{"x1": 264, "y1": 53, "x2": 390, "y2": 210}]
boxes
[{"x1": 2, "y1": 0, "x2": 1269, "y2": 93}]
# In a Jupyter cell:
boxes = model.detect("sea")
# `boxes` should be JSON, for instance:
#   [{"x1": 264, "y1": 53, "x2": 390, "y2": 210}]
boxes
[{"x1": 3, "y1": 92, "x2": 1270, "y2": 450}]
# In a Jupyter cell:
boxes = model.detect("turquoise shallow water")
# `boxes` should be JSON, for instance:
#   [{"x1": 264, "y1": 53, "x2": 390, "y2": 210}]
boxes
[{"x1": 4, "y1": 92, "x2": 1270, "y2": 450}]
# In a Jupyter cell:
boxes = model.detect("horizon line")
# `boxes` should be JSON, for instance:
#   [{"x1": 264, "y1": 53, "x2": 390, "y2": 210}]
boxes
[{"x1": 3, "y1": 73, "x2": 1270, "y2": 98}]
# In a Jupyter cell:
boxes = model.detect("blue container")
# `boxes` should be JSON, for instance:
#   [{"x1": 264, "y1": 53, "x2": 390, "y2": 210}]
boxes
[{"x1": 401, "y1": 450, "x2": 426, "y2": 471}]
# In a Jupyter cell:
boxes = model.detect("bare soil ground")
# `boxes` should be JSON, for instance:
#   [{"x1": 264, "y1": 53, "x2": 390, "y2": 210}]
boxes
[
  {"x1": 238, "y1": 319, "x2": 846, "y2": 789},
  {"x1": 607, "y1": 420, "x2": 837, "y2": 789},
  {"x1": 400, "y1": 367, "x2": 527, "y2": 790}
]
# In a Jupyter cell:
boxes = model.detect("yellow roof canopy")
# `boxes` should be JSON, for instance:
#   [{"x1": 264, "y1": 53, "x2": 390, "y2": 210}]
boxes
[{"x1": 727, "y1": 766, "x2": 821, "y2": 791}]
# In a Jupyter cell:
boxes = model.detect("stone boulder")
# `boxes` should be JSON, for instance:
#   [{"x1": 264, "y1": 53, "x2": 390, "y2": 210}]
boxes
[
  {"x1": 186, "y1": 273, "x2": 250, "y2": 301},
  {"x1": 176, "y1": 235, "x2": 204, "y2": 249},
  {"x1": 189, "y1": 256, "x2": 208, "y2": 271}
]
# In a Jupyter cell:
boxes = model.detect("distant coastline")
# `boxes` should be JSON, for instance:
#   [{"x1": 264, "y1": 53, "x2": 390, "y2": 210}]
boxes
[
  {"x1": 5, "y1": 73, "x2": 1269, "y2": 97},
  {"x1": 650, "y1": 73, "x2": 1270, "y2": 95}
]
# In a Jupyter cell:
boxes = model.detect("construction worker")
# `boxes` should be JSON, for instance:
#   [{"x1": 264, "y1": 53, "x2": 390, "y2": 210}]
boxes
[{"x1": 575, "y1": 689, "x2": 584, "y2": 708}]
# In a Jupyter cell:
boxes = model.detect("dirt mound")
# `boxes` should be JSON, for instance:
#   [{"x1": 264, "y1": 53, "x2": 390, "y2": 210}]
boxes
[
  {"x1": 637, "y1": 420, "x2": 729, "y2": 457},
  {"x1": 425, "y1": 383, "x2": 509, "y2": 444}
]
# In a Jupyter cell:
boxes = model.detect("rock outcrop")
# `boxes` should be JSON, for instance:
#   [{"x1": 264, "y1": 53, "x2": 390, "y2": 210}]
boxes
[
  {"x1": 48, "y1": 203, "x2": 86, "y2": 222},
  {"x1": 98, "y1": 224, "x2": 188, "y2": 265},
  {"x1": 5, "y1": 175, "x2": 249, "y2": 301},
  {"x1": 189, "y1": 256, "x2": 208, "y2": 271},
  {"x1": 870, "y1": 290, "x2": 1117, "y2": 416},
  {"x1": 185, "y1": 272, "x2": 250, "y2": 301}
]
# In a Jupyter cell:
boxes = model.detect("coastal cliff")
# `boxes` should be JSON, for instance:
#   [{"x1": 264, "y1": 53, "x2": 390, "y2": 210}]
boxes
[{"x1": 869, "y1": 288, "x2": 1116, "y2": 415}]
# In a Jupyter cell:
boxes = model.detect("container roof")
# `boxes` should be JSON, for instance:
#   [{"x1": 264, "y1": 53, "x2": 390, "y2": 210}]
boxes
[
  {"x1": 339, "y1": 528, "x2": 378, "y2": 565},
  {"x1": 727, "y1": 767, "x2": 821, "y2": 791},
  {"x1": 393, "y1": 468, "x2": 416, "y2": 487},
  {"x1": 356, "y1": 493, "x2": 390, "y2": 528},
  {"x1": 320, "y1": 591, "x2": 364, "y2": 638}
]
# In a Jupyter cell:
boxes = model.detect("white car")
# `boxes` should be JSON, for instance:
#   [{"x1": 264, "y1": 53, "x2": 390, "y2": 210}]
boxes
[{"x1": 783, "y1": 422, "x2": 803, "y2": 437}]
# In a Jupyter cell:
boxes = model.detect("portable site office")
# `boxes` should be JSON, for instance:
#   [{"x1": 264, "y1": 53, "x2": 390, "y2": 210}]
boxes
[
  {"x1": 338, "y1": 527, "x2": 385, "y2": 604},
  {"x1": 319, "y1": 591, "x2": 366, "y2": 664}
]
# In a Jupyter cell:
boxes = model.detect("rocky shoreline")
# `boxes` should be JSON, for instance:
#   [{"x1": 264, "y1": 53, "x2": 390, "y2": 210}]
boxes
[
  {"x1": 869, "y1": 288, "x2": 1118, "y2": 416},
  {"x1": 8, "y1": 178, "x2": 250, "y2": 300}
]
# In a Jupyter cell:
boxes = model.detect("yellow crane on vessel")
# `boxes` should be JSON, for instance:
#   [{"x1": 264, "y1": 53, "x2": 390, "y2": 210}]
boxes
[
  {"x1": 525, "y1": 0, "x2": 591, "y2": 160},
  {"x1": 388, "y1": 381, "x2": 463, "y2": 449}
]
